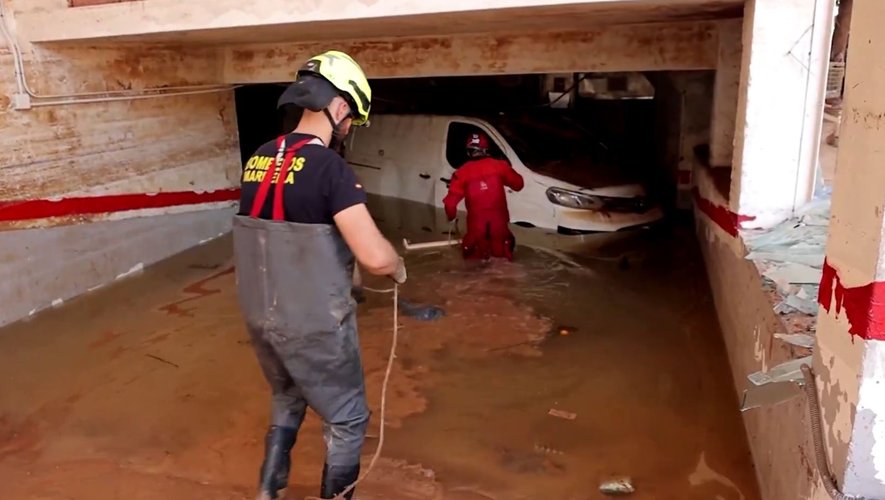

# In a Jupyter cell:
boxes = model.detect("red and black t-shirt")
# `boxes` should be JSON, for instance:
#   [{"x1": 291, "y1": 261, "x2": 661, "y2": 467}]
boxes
[{"x1": 238, "y1": 133, "x2": 367, "y2": 224}]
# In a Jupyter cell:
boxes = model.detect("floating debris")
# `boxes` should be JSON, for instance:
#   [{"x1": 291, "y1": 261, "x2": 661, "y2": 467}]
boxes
[
  {"x1": 398, "y1": 299, "x2": 445, "y2": 321},
  {"x1": 556, "y1": 325, "x2": 577, "y2": 336},
  {"x1": 533, "y1": 443, "x2": 564, "y2": 456},
  {"x1": 548, "y1": 408, "x2": 577, "y2": 420},
  {"x1": 599, "y1": 477, "x2": 635, "y2": 496}
]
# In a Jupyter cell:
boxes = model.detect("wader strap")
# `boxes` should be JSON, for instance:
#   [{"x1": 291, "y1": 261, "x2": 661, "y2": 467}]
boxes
[{"x1": 249, "y1": 136, "x2": 313, "y2": 221}]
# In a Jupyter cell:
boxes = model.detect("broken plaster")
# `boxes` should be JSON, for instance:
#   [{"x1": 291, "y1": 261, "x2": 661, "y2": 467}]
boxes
[
  {"x1": 753, "y1": 324, "x2": 769, "y2": 371},
  {"x1": 842, "y1": 341, "x2": 885, "y2": 496}
]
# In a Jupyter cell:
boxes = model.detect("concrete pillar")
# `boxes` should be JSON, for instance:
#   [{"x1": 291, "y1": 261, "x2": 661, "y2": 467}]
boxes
[
  {"x1": 730, "y1": 0, "x2": 835, "y2": 228},
  {"x1": 815, "y1": 1, "x2": 885, "y2": 496},
  {"x1": 710, "y1": 19, "x2": 741, "y2": 168},
  {"x1": 670, "y1": 72, "x2": 714, "y2": 210}
]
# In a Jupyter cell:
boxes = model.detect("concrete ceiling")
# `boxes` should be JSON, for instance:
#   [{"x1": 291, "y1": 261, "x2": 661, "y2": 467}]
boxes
[{"x1": 50, "y1": 0, "x2": 744, "y2": 45}]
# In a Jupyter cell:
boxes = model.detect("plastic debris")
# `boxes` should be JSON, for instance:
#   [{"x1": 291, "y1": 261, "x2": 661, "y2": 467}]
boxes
[
  {"x1": 741, "y1": 381, "x2": 803, "y2": 412},
  {"x1": 774, "y1": 333, "x2": 816, "y2": 349},
  {"x1": 548, "y1": 408, "x2": 577, "y2": 420},
  {"x1": 778, "y1": 293, "x2": 820, "y2": 315},
  {"x1": 747, "y1": 356, "x2": 812, "y2": 386},
  {"x1": 599, "y1": 477, "x2": 635, "y2": 496},
  {"x1": 557, "y1": 325, "x2": 577, "y2": 336},
  {"x1": 397, "y1": 299, "x2": 445, "y2": 321},
  {"x1": 534, "y1": 443, "x2": 565, "y2": 456}
]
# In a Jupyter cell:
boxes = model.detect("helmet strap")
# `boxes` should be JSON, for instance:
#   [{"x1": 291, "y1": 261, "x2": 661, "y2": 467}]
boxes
[{"x1": 324, "y1": 108, "x2": 348, "y2": 150}]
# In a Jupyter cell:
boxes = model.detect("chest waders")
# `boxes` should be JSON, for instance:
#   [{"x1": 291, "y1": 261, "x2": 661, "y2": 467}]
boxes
[{"x1": 233, "y1": 135, "x2": 368, "y2": 500}]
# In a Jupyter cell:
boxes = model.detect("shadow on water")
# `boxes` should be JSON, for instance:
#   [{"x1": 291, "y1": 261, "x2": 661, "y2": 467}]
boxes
[{"x1": 367, "y1": 194, "x2": 761, "y2": 500}]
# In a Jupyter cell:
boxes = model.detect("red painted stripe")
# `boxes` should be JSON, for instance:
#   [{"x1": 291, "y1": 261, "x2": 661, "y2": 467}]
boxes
[
  {"x1": 819, "y1": 259, "x2": 885, "y2": 341},
  {"x1": 0, "y1": 188, "x2": 240, "y2": 222},
  {"x1": 692, "y1": 188, "x2": 756, "y2": 237}
]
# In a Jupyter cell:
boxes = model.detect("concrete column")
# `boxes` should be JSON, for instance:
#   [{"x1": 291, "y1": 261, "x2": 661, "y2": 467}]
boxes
[
  {"x1": 815, "y1": 1, "x2": 885, "y2": 496},
  {"x1": 730, "y1": 0, "x2": 835, "y2": 229},
  {"x1": 670, "y1": 72, "x2": 713, "y2": 210},
  {"x1": 709, "y1": 19, "x2": 742, "y2": 168}
]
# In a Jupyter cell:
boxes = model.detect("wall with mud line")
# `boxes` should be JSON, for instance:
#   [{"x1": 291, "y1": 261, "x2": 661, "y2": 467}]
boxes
[
  {"x1": 0, "y1": 3, "x2": 240, "y2": 326},
  {"x1": 695, "y1": 215, "x2": 817, "y2": 500}
]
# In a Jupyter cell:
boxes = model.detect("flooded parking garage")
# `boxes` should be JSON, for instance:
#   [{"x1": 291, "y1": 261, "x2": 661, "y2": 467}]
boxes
[
  {"x1": 0, "y1": 197, "x2": 759, "y2": 500},
  {"x1": 4, "y1": 0, "x2": 883, "y2": 497}
]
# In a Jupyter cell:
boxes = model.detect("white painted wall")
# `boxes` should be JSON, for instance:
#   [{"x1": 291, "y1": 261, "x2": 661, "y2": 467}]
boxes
[{"x1": 843, "y1": 342, "x2": 885, "y2": 494}]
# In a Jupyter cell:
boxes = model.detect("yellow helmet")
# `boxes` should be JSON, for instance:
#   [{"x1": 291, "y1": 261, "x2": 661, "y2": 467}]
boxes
[{"x1": 291, "y1": 50, "x2": 372, "y2": 126}]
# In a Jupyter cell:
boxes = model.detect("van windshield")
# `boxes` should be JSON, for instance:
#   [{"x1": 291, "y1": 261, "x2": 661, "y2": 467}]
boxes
[{"x1": 485, "y1": 112, "x2": 629, "y2": 188}]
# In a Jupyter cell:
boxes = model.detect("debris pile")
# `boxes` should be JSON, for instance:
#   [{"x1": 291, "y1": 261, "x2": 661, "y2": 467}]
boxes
[{"x1": 743, "y1": 197, "x2": 830, "y2": 336}]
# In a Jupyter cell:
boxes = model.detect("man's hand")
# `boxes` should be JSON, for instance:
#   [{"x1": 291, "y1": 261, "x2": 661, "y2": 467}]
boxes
[{"x1": 390, "y1": 257, "x2": 407, "y2": 284}]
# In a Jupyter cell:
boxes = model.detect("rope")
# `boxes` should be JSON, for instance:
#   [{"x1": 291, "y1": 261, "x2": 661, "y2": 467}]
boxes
[{"x1": 305, "y1": 283, "x2": 398, "y2": 500}]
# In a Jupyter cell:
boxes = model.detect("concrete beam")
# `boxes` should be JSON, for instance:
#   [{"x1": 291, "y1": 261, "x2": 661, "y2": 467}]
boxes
[
  {"x1": 816, "y1": 2, "x2": 885, "y2": 496},
  {"x1": 17, "y1": 0, "x2": 743, "y2": 44},
  {"x1": 223, "y1": 21, "x2": 721, "y2": 83}
]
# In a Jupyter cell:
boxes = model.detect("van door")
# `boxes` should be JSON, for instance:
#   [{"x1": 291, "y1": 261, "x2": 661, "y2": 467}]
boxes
[
  {"x1": 438, "y1": 120, "x2": 475, "y2": 211},
  {"x1": 390, "y1": 115, "x2": 439, "y2": 206}
]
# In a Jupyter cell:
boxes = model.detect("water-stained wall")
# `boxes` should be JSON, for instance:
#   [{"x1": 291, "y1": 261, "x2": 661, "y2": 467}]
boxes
[{"x1": 0, "y1": 0, "x2": 240, "y2": 325}]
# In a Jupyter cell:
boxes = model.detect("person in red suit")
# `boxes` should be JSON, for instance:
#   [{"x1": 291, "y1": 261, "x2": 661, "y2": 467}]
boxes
[{"x1": 443, "y1": 131, "x2": 525, "y2": 261}]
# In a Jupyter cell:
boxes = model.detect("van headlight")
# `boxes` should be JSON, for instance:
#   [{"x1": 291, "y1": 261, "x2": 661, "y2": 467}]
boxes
[
  {"x1": 545, "y1": 187, "x2": 650, "y2": 213},
  {"x1": 545, "y1": 187, "x2": 605, "y2": 210}
]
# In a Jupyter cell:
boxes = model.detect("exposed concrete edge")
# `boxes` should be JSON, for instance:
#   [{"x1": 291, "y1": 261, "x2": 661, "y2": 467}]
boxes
[
  {"x1": 692, "y1": 164, "x2": 826, "y2": 498},
  {"x1": 694, "y1": 210, "x2": 818, "y2": 500},
  {"x1": 0, "y1": 208, "x2": 235, "y2": 328}
]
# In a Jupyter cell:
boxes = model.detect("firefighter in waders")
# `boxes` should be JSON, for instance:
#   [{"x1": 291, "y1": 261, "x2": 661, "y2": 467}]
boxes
[
  {"x1": 443, "y1": 131, "x2": 525, "y2": 261},
  {"x1": 233, "y1": 50, "x2": 407, "y2": 500}
]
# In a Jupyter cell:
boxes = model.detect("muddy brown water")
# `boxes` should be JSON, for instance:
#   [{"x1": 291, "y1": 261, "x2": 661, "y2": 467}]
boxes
[{"x1": 0, "y1": 196, "x2": 760, "y2": 500}]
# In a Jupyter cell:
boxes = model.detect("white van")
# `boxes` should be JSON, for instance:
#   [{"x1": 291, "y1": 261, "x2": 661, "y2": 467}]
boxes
[{"x1": 344, "y1": 113, "x2": 664, "y2": 233}]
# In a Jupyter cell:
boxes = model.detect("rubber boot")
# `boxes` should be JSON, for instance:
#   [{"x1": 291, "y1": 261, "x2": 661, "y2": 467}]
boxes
[
  {"x1": 320, "y1": 463, "x2": 360, "y2": 500},
  {"x1": 257, "y1": 426, "x2": 297, "y2": 500}
]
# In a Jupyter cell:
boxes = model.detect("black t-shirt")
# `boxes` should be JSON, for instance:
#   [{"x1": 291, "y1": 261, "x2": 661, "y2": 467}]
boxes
[{"x1": 238, "y1": 133, "x2": 367, "y2": 224}]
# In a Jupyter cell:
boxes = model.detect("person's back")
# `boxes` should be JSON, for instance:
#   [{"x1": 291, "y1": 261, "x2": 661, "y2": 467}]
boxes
[
  {"x1": 456, "y1": 156, "x2": 518, "y2": 218},
  {"x1": 443, "y1": 132, "x2": 524, "y2": 261},
  {"x1": 239, "y1": 134, "x2": 363, "y2": 225}
]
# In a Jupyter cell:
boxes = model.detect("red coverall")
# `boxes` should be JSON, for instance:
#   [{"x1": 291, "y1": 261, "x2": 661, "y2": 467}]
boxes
[{"x1": 443, "y1": 157, "x2": 525, "y2": 260}]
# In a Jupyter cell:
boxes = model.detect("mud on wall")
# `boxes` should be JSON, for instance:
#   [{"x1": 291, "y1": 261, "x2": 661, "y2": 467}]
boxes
[
  {"x1": 0, "y1": 1, "x2": 239, "y2": 326},
  {"x1": 223, "y1": 21, "x2": 722, "y2": 83},
  {"x1": 695, "y1": 214, "x2": 817, "y2": 500}
]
